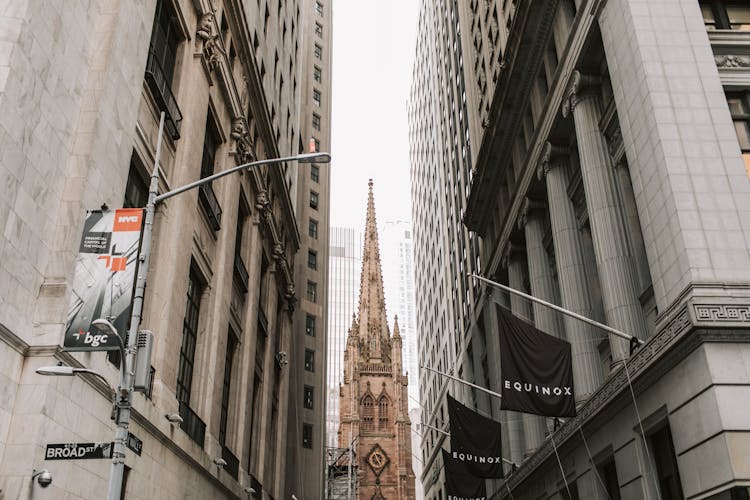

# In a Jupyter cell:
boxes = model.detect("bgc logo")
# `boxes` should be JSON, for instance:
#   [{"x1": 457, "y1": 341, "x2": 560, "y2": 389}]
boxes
[{"x1": 70, "y1": 329, "x2": 118, "y2": 350}]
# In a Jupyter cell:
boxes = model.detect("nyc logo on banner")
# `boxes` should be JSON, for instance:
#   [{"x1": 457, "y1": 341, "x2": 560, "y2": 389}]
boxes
[{"x1": 64, "y1": 209, "x2": 144, "y2": 352}]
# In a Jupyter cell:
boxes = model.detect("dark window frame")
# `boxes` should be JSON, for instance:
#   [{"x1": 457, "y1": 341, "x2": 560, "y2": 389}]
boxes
[
  {"x1": 304, "y1": 349, "x2": 315, "y2": 372},
  {"x1": 302, "y1": 423, "x2": 314, "y2": 449},
  {"x1": 303, "y1": 385, "x2": 314, "y2": 409},
  {"x1": 306, "y1": 314, "x2": 316, "y2": 337}
]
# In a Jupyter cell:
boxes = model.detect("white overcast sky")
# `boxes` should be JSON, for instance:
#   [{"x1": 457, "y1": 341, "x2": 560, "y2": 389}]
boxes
[{"x1": 329, "y1": 1, "x2": 420, "y2": 228}]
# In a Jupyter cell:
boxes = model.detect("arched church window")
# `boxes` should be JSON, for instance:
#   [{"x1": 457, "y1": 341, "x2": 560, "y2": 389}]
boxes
[
  {"x1": 362, "y1": 395, "x2": 374, "y2": 431},
  {"x1": 378, "y1": 397, "x2": 389, "y2": 429}
]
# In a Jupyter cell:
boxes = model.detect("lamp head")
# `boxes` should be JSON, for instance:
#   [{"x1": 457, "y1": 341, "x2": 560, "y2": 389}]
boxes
[
  {"x1": 165, "y1": 413, "x2": 183, "y2": 424},
  {"x1": 296, "y1": 152, "x2": 331, "y2": 164},
  {"x1": 213, "y1": 457, "x2": 228, "y2": 467},
  {"x1": 91, "y1": 318, "x2": 117, "y2": 335},
  {"x1": 36, "y1": 366, "x2": 75, "y2": 377}
]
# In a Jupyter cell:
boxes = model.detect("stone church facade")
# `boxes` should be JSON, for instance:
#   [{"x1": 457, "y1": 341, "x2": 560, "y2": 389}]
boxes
[{"x1": 338, "y1": 181, "x2": 416, "y2": 499}]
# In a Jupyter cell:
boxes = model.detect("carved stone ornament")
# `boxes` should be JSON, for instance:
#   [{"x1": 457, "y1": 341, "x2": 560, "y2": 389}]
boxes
[
  {"x1": 538, "y1": 141, "x2": 568, "y2": 180},
  {"x1": 518, "y1": 197, "x2": 546, "y2": 230},
  {"x1": 255, "y1": 190, "x2": 269, "y2": 210},
  {"x1": 231, "y1": 118, "x2": 255, "y2": 164},
  {"x1": 561, "y1": 70, "x2": 601, "y2": 118},
  {"x1": 272, "y1": 242, "x2": 284, "y2": 260},
  {"x1": 715, "y1": 55, "x2": 750, "y2": 68},
  {"x1": 196, "y1": 12, "x2": 223, "y2": 71}
]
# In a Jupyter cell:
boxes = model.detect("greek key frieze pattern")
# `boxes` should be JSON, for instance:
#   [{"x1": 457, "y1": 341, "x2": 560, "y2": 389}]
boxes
[{"x1": 694, "y1": 304, "x2": 750, "y2": 323}]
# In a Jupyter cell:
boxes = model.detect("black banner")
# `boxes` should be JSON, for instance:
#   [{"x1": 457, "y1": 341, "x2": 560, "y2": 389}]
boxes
[
  {"x1": 442, "y1": 449, "x2": 487, "y2": 500},
  {"x1": 497, "y1": 305, "x2": 576, "y2": 417},
  {"x1": 447, "y1": 394, "x2": 504, "y2": 478}
]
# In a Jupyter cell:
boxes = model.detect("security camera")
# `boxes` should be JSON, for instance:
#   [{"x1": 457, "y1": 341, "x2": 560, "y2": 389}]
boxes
[{"x1": 32, "y1": 469, "x2": 52, "y2": 487}]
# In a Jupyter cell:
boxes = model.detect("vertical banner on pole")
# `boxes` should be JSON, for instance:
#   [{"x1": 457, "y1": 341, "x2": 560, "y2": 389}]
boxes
[
  {"x1": 447, "y1": 394, "x2": 504, "y2": 478},
  {"x1": 497, "y1": 305, "x2": 576, "y2": 417},
  {"x1": 64, "y1": 208, "x2": 144, "y2": 351},
  {"x1": 442, "y1": 449, "x2": 487, "y2": 499}
]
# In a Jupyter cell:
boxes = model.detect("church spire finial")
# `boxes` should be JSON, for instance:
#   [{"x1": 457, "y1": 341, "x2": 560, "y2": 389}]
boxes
[{"x1": 355, "y1": 180, "x2": 391, "y2": 363}]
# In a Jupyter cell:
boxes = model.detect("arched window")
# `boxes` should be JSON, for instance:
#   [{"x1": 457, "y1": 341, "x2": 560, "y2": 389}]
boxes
[
  {"x1": 378, "y1": 397, "x2": 389, "y2": 429},
  {"x1": 362, "y1": 395, "x2": 374, "y2": 431}
]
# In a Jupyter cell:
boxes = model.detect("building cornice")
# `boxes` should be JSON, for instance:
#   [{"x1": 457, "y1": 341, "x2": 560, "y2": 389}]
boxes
[{"x1": 464, "y1": 0, "x2": 559, "y2": 233}]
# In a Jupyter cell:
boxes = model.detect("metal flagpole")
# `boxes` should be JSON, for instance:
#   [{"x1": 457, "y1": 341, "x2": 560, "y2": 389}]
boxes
[
  {"x1": 420, "y1": 364, "x2": 503, "y2": 401},
  {"x1": 469, "y1": 273, "x2": 645, "y2": 347},
  {"x1": 107, "y1": 112, "x2": 165, "y2": 500}
]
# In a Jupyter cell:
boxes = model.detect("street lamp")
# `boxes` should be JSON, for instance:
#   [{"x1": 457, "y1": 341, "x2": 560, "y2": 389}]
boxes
[{"x1": 37, "y1": 113, "x2": 331, "y2": 500}]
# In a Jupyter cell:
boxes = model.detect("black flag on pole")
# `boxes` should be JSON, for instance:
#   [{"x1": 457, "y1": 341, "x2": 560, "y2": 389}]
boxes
[
  {"x1": 447, "y1": 394, "x2": 504, "y2": 478},
  {"x1": 497, "y1": 305, "x2": 576, "y2": 417},
  {"x1": 442, "y1": 449, "x2": 487, "y2": 500}
]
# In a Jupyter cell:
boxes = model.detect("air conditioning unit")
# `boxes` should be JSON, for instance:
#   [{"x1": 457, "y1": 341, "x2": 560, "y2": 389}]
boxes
[{"x1": 134, "y1": 330, "x2": 154, "y2": 392}]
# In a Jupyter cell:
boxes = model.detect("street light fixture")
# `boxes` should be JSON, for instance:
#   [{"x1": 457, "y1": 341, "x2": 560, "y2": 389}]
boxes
[{"x1": 35, "y1": 113, "x2": 331, "y2": 500}]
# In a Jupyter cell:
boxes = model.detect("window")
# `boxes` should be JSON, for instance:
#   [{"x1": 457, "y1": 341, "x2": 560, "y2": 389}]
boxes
[
  {"x1": 303, "y1": 386, "x2": 314, "y2": 409},
  {"x1": 145, "y1": 0, "x2": 183, "y2": 139},
  {"x1": 304, "y1": 349, "x2": 315, "y2": 372},
  {"x1": 309, "y1": 219, "x2": 318, "y2": 239},
  {"x1": 727, "y1": 92, "x2": 750, "y2": 178},
  {"x1": 313, "y1": 89, "x2": 321, "y2": 107},
  {"x1": 198, "y1": 119, "x2": 223, "y2": 231},
  {"x1": 308, "y1": 250, "x2": 317, "y2": 270},
  {"x1": 314, "y1": 43, "x2": 322, "y2": 60},
  {"x1": 313, "y1": 65, "x2": 322, "y2": 83},
  {"x1": 701, "y1": 1, "x2": 750, "y2": 30},
  {"x1": 362, "y1": 396, "x2": 374, "y2": 431},
  {"x1": 302, "y1": 423, "x2": 313, "y2": 448},
  {"x1": 177, "y1": 265, "x2": 204, "y2": 405},
  {"x1": 219, "y1": 329, "x2": 237, "y2": 445},
  {"x1": 307, "y1": 281, "x2": 317, "y2": 302},
  {"x1": 311, "y1": 164, "x2": 320, "y2": 182},
  {"x1": 123, "y1": 158, "x2": 149, "y2": 209},
  {"x1": 310, "y1": 190, "x2": 319, "y2": 209},
  {"x1": 306, "y1": 314, "x2": 316, "y2": 336},
  {"x1": 649, "y1": 424, "x2": 684, "y2": 500},
  {"x1": 378, "y1": 397, "x2": 389, "y2": 429},
  {"x1": 312, "y1": 137, "x2": 321, "y2": 153},
  {"x1": 598, "y1": 457, "x2": 622, "y2": 500},
  {"x1": 312, "y1": 113, "x2": 321, "y2": 131},
  {"x1": 315, "y1": 1, "x2": 323, "y2": 16},
  {"x1": 314, "y1": 22, "x2": 323, "y2": 37}
]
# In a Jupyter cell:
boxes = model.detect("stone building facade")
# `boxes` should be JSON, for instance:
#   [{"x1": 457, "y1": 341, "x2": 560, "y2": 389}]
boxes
[
  {"x1": 411, "y1": 0, "x2": 750, "y2": 499},
  {"x1": 338, "y1": 182, "x2": 416, "y2": 499},
  {"x1": 0, "y1": 0, "x2": 329, "y2": 498}
]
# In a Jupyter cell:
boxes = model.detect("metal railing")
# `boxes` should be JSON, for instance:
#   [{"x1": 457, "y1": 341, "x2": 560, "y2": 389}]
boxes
[
  {"x1": 233, "y1": 253, "x2": 249, "y2": 293},
  {"x1": 144, "y1": 47, "x2": 183, "y2": 140},
  {"x1": 198, "y1": 183, "x2": 222, "y2": 231},
  {"x1": 178, "y1": 400, "x2": 206, "y2": 448}
]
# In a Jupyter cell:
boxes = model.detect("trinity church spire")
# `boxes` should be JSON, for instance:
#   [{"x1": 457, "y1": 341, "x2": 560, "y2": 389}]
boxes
[{"x1": 355, "y1": 179, "x2": 391, "y2": 363}]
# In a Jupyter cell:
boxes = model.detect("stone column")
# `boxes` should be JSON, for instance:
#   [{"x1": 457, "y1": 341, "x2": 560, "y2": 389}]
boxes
[
  {"x1": 518, "y1": 200, "x2": 556, "y2": 454},
  {"x1": 503, "y1": 245, "x2": 529, "y2": 464},
  {"x1": 562, "y1": 71, "x2": 647, "y2": 364},
  {"x1": 539, "y1": 143, "x2": 604, "y2": 402}
]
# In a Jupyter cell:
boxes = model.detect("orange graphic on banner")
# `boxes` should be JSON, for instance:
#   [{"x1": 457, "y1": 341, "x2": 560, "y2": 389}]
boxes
[
  {"x1": 98, "y1": 255, "x2": 128, "y2": 272},
  {"x1": 113, "y1": 208, "x2": 143, "y2": 232}
]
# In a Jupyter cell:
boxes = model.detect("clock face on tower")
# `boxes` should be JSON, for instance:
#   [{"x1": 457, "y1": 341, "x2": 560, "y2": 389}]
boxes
[{"x1": 366, "y1": 444, "x2": 390, "y2": 476}]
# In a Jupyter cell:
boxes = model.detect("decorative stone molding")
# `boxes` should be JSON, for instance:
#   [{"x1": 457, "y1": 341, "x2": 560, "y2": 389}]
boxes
[
  {"x1": 501, "y1": 242, "x2": 525, "y2": 269},
  {"x1": 715, "y1": 55, "x2": 750, "y2": 68},
  {"x1": 561, "y1": 70, "x2": 601, "y2": 118},
  {"x1": 693, "y1": 304, "x2": 750, "y2": 323}
]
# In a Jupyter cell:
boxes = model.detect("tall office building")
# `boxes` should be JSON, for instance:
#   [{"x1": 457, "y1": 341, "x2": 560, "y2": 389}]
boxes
[
  {"x1": 379, "y1": 220, "x2": 424, "y2": 499},
  {"x1": 411, "y1": 0, "x2": 750, "y2": 499},
  {"x1": 408, "y1": 0, "x2": 486, "y2": 497},
  {"x1": 286, "y1": 0, "x2": 333, "y2": 497},
  {"x1": 326, "y1": 227, "x2": 362, "y2": 448},
  {"x1": 0, "y1": 0, "x2": 329, "y2": 498}
]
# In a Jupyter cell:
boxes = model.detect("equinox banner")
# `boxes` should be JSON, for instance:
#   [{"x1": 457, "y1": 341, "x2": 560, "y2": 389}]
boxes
[
  {"x1": 64, "y1": 209, "x2": 144, "y2": 351},
  {"x1": 447, "y1": 394, "x2": 504, "y2": 478},
  {"x1": 442, "y1": 449, "x2": 487, "y2": 500},
  {"x1": 497, "y1": 305, "x2": 576, "y2": 417}
]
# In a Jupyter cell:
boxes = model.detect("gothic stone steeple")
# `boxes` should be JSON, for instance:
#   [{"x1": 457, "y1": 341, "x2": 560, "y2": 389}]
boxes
[
  {"x1": 338, "y1": 181, "x2": 416, "y2": 499},
  {"x1": 357, "y1": 179, "x2": 392, "y2": 364}
]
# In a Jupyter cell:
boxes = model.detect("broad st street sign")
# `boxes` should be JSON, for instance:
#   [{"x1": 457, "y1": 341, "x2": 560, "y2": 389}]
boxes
[{"x1": 45, "y1": 443, "x2": 113, "y2": 460}]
